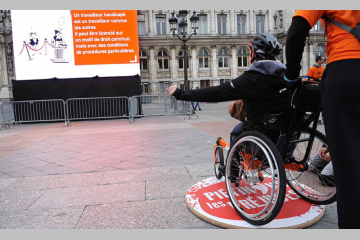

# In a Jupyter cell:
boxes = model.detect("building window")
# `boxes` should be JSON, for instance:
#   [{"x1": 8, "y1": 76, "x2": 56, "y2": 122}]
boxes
[
  {"x1": 256, "y1": 15, "x2": 265, "y2": 34},
  {"x1": 200, "y1": 80, "x2": 210, "y2": 88},
  {"x1": 218, "y1": 48, "x2": 229, "y2": 68},
  {"x1": 138, "y1": 14, "x2": 146, "y2": 35},
  {"x1": 237, "y1": 14, "x2": 246, "y2": 34},
  {"x1": 178, "y1": 50, "x2": 189, "y2": 69},
  {"x1": 198, "y1": 15, "x2": 207, "y2": 34},
  {"x1": 315, "y1": 45, "x2": 326, "y2": 58},
  {"x1": 217, "y1": 14, "x2": 227, "y2": 35},
  {"x1": 165, "y1": 82, "x2": 170, "y2": 90},
  {"x1": 156, "y1": 15, "x2": 166, "y2": 35},
  {"x1": 140, "y1": 50, "x2": 148, "y2": 70},
  {"x1": 142, "y1": 83, "x2": 149, "y2": 94},
  {"x1": 313, "y1": 20, "x2": 324, "y2": 32},
  {"x1": 199, "y1": 49, "x2": 209, "y2": 68},
  {"x1": 238, "y1": 48, "x2": 248, "y2": 67},
  {"x1": 159, "y1": 82, "x2": 165, "y2": 93},
  {"x1": 158, "y1": 50, "x2": 169, "y2": 69},
  {"x1": 220, "y1": 79, "x2": 230, "y2": 85}
]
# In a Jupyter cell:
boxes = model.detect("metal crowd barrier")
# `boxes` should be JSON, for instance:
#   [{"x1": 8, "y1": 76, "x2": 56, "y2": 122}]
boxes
[
  {"x1": 65, "y1": 97, "x2": 129, "y2": 125},
  {"x1": 10, "y1": 99, "x2": 67, "y2": 125},
  {"x1": 0, "y1": 101, "x2": 15, "y2": 130},
  {"x1": 129, "y1": 95, "x2": 197, "y2": 123},
  {"x1": 0, "y1": 95, "x2": 197, "y2": 128}
]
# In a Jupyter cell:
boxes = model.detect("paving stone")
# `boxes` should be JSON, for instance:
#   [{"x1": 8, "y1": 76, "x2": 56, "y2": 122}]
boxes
[
  {"x1": 0, "y1": 178, "x2": 19, "y2": 191},
  {"x1": 0, "y1": 206, "x2": 85, "y2": 229},
  {"x1": 75, "y1": 198, "x2": 209, "y2": 229},
  {"x1": 28, "y1": 182, "x2": 145, "y2": 209},
  {"x1": 0, "y1": 172, "x2": 12, "y2": 178},
  {"x1": 146, "y1": 177, "x2": 205, "y2": 200},
  {"x1": 0, "y1": 189, "x2": 46, "y2": 211},
  {"x1": 8, "y1": 172, "x2": 104, "y2": 191},
  {"x1": 100, "y1": 165, "x2": 190, "y2": 184},
  {"x1": 185, "y1": 163, "x2": 214, "y2": 178},
  {"x1": 6, "y1": 168, "x2": 48, "y2": 178},
  {"x1": 319, "y1": 205, "x2": 338, "y2": 224}
]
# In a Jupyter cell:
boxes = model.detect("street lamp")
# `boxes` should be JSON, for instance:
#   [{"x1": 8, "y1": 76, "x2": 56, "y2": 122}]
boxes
[{"x1": 169, "y1": 10, "x2": 199, "y2": 91}]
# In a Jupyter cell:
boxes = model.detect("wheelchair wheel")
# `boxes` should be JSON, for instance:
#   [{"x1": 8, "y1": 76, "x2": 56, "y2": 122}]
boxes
[
  {"x1": 286, "y1": 128, "x2": 336, "y2": 205},
  {"x1": 214, "y1": 146, "x2": 224, "y2": 179},
  {"x1": 224, "y1": 131, "x2": 286, "y2": 225}
]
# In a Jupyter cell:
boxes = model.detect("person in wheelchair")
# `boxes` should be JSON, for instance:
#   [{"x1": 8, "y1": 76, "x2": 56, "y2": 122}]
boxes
[{"x1": 166, "y1": 33, "x2": 293, "y2": 147}]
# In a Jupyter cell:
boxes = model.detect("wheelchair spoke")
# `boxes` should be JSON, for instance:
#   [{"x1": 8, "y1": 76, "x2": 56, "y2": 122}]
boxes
[
  {"x1": 286, "y1": 128, "x2": 336, "y2": 204},
  {"x1": 224, "y1": 132, "x2": 286, "y2": 225}
]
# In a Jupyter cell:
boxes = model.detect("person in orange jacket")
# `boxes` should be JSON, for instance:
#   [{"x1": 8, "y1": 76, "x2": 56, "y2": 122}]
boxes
[
  {"x1": 305, "y1": 55, "x2": 325, "y2": 80},
  {"x1": 284, "y1": 10, "x2": 360, "y2": 229}
]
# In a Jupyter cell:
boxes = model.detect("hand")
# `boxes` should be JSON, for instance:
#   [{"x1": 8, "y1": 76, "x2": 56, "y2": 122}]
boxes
[
  {"x1": 323, "y1": 152, "x2": 331, "y2": 162},
  {"x1": 166, "y1": 85, "x2": 178, "y2": 96},
  {"x1": 319, "y1": 147, "x2": 329, "y2": 160}
]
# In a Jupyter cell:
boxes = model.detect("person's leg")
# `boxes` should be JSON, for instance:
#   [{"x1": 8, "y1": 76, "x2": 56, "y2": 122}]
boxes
[
  {"x1": 321, "y1": 59, "x2": 360, "y2": 228},
  {"x1": 191, "y1": 101, "x2": 195, "y2": 110},
  {"x1": 230, "y1": 122, "x2": 243, "y2": 147},
  {"x1": 196, "y1": 102, "x2": 201, "y2": 110},
  {"x1": 309, "y1": 153, "x2": 328, "y2": 173}
]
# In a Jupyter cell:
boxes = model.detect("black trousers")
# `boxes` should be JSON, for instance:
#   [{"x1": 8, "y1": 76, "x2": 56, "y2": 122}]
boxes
[{"x1": 321, "y1": 59, "x2": 360, "y2": 229}]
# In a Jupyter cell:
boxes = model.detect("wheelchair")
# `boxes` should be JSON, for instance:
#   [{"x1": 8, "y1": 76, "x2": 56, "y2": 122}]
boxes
[{"x1": 213, "y1": 77, "x2": 336, "y2": 226}]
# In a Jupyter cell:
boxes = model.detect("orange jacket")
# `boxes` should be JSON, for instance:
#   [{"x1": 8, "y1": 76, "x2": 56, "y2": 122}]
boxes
[
  {"x1": 306, "y1": 64, "x2": 325, "y2": 80},
  {"x1": 294, "y1": 10, "x2": 360, "y2": 65}
]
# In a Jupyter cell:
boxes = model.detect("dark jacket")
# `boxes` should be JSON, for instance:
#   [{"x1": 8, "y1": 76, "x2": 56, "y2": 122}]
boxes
[{"x1": 173, "y1": 61, "x2": 293, "y2": 134}]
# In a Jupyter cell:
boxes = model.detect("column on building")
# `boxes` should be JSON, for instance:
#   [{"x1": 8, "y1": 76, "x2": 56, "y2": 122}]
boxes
[
  {"x1": 249, "y1": 10, "x2": 255, "y2": 34},
  {"x1": 170, "y1": 45, "x2": 177, "y2": 81},
  {"x1": 149, "y1": 46, "x2": 157, "y2": 93},
  {"x1": 211, "y1": 45, "x2": 218, "y2": 79},
  {"x1": 148, "y1": 10, "x2": 154, "y2": 36},
  {"x1": 226, "y1": 11, "x2": 231, "y2": 35},
  {"x1": 268, "y1": 10, "x2": 275, "y2": 33},
  {"x1": 284, "y1": 10, "x2": 295, "y2": 30},
  {"x1": 0, "y1": 42, "x2": 9, "y2": 86},
  {"x1": 303, "y1": 41, "x2": 310, "y2": 76},
  {"x1": 210, "y1": 10, "x2": 216, "y2": 35},
  {"x1": 231, "y1": 44, "x2": 237, "y2": 79},
  {"x1": 191, "y1": 45, "x2": 198, "y2": 81},
  {"x1": 309, "y1": 43, "x2": 314, "y2": 67},
  {"x1": 230, "y1": 10, "x2": 237, "y2": 35}
]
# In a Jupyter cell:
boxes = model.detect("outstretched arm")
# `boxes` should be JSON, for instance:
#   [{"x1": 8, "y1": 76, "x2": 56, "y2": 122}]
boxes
[{"x1": 166, "y1": 75, "x2": 252, "y2": 103}]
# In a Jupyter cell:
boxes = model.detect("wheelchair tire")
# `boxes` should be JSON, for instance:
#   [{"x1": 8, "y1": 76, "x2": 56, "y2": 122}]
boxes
[
  {"x1": 286, "y1": 128, "x2": 336, "y2": 205},
  {"x1": 214, "y1": 146, "x2": 224, "y2": 179},
  {"x1": 224, "y1": 131, "x2": 286, "y2": 226}
]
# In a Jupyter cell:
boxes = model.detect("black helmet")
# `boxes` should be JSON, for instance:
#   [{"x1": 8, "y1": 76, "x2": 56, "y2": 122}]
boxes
[{"x1": 249, "y1": 33, "x2": 282, "y2": 62}]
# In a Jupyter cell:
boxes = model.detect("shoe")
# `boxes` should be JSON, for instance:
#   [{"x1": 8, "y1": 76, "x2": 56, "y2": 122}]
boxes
[{"x1": 199, "y1": 109, "x2": 202, "y2": 111}]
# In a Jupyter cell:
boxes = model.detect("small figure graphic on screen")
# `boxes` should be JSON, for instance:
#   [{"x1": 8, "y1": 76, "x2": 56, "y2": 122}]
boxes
[
  {"x1": 50, "y1": 16, "x2": 69, "y2": 63},
  {"x1": 51, "y1": 29, "x2": 67, "y2": 48},
  {"x1": 28, "y1": 31, "x2": 41, "y2": 56}
]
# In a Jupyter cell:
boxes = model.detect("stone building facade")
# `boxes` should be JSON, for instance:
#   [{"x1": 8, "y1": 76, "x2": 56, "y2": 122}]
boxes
[{"x1": 0, "y1": 10, "x2": 327, "y2": 99}]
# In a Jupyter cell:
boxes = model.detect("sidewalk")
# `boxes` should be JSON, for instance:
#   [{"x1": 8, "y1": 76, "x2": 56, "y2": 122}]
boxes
[{"x1": 0, "y1": 101, "x2": 338, "y2": 229}]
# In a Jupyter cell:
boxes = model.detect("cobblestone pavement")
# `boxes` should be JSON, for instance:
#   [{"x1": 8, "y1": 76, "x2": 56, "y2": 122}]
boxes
[{"x1": 0, "y1": 101, "x2": 337, "y2": 229}]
